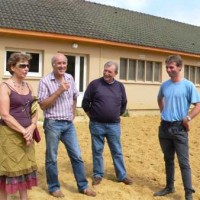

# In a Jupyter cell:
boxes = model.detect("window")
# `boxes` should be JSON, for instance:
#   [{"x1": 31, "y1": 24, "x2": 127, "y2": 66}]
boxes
[
  {"x1": 154, "y1": 62, "x2": 161, "y2": 82},
  {"x1": 66, "y1": 55, "x2": 86, "y2": 92},
  {"x1": 184, "y1": 65, "x2": 200, "y2": 85},
  {"x1": 196, "y1": 67, "x2": 200, "y2": 85},
  {"x1": 120, "y1": 58, "x2": 162, "y2": 82},
  {"x1": 4, "y1": 49, "x2": 43, "y2": 77},
  {"x1": 128, "y1": 59, "x2": 136, "y2": 80},
  {"x1": 146, "y1": 61, "x2": 153, "y2": 81},
  {"x1": 120, "y1": 59, "x2": 127, "y2": 80},
  {"x1": 138, "y1": 60, "x2": 145, "y2": 81},
  {"x1": 65, "y1": 54, "x2": 87, "y2": 107}
]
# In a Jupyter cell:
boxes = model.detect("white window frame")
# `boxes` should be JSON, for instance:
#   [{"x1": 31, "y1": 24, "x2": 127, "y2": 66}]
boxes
[{"x1": 4, "y1": 49, "x2": 43, "y2": 77}]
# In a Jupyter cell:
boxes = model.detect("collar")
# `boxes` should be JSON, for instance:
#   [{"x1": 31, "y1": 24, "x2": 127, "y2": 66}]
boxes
[{"x1": 50, "y1": 72, "x2": 71, "y2": 82}]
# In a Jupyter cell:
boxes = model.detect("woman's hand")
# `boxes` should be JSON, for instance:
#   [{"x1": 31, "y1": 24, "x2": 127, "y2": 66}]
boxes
[{"x1": 22, "y1": 124, "x2": 35, "y2": 145}]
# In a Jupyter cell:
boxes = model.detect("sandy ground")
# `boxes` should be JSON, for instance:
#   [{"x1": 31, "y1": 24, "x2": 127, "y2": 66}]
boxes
[{"x1": 8, "y1": 115, "x2": 200, "y2": 200}]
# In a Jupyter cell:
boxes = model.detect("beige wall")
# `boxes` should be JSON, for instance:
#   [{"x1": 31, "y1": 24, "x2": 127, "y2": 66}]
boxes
[{"x1": 1, "y1": 34, "x2": 200, "y2": 118}]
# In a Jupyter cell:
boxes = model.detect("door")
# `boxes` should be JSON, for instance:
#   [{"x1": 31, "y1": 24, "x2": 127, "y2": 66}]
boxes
[{"x1": 66, "y1": 55, "x2": 87, "y2": 107}]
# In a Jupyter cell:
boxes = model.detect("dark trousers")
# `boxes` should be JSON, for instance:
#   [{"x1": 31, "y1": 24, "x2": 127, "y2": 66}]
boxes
[{"x1": 159, "y1": 121, "x2": 194, "y2": 192}]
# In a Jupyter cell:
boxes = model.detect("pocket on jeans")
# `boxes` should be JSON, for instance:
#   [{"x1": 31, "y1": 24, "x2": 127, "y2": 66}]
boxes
[
  {"x1": 158, "y1": 125, "x2": 165, "y2": 137},
  {"x1": 44, "y1": 119, "x2": 56, "y2": 129},
  {"x1": 173, "y1": 129, "x2": 188, "y2": 143}
]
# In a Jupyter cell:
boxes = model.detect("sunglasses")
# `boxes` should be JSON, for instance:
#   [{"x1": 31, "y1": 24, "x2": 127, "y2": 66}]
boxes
[{"x1": 17, "y1": 63, "x2": 30, "y2": 69}]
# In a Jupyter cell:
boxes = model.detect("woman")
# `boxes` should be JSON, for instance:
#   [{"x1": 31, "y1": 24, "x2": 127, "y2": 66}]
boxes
[{"x1": 0, "y1": 53, "x2": 38, "y2": 200}]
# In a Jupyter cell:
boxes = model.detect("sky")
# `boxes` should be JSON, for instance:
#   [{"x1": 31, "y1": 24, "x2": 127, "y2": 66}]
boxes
[{"x1": 86, "y1": 0, "x2": 200, "y2": 27}]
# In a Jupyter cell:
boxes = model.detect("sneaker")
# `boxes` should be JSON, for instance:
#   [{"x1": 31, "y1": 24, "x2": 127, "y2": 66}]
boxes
[
  {"x1": 154, "y1": 187, "x2": 175, "y2": 196},
  {"x1": 92, "y1": 177, "x2": 102, "y2": 186},
  {"x1": 120, "y1": 177, "x2": 133, "y2": 185}
]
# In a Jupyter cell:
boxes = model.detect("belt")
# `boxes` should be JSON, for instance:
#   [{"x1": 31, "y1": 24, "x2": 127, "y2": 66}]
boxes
[
  {"x1": 161, "y1": 120, "x2": 183, "y2": 126},
  {"x1": 45, "y1": 118, "x2": 71, "y2": 122}
]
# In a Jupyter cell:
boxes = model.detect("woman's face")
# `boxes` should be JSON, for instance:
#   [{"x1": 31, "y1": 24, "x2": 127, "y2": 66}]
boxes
[{"x1": 11, "y1": 59, "x2": 30, "y2": 79}]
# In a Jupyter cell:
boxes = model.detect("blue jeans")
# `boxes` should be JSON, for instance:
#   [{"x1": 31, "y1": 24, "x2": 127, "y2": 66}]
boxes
[
  {"x1": 43, "y1": 119, "x2": 88, "y2": 193},
  {"x1": 159, "y1": 121, "x2": 194, "y2": 192},
  {"x1": 89, "y1": 121, "x2": 126, "y2": 181}
]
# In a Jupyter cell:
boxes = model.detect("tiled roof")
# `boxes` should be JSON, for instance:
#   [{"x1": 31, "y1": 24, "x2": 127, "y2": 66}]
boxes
[{"x1": 0, "y1": 0, "x2": 200, "y2": 55}]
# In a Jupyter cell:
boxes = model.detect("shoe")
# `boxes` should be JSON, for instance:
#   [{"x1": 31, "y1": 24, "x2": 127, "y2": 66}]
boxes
[
  {"x1": 185, "y1": 192, "x2": 193, "y2": 200},
  {"x1": 50, "y1": 190, "x2": 65, "y2": 198},
  {"x1": 81, "y1": 188, "x2": 96, "y2": 197},
  {"x1": 120, "y1": 177, "x2": 133, "y2": 185},
  {"x1": 154, "y1": 187, "x2": 175, "y2": 196},
  {"x1": 92, "y1": 177, "x2": 102, "y2": 185}
]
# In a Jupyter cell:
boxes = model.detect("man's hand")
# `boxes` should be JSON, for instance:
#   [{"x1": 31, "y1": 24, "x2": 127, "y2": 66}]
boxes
[
  {"x1": 182, "y1": 117, "x2": 190, "y2": 131},
  {"x1": 59, "y1": 82, "x2": 70, "y2": 92}
]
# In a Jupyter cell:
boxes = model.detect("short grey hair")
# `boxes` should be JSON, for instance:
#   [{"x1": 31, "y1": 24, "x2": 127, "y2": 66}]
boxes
[
  {"x1": 104, "y1": 61, "x2": 118, "y2": 73},
  {"x1": 51, "y1": 53, "x2": 67, "y2": 66}
]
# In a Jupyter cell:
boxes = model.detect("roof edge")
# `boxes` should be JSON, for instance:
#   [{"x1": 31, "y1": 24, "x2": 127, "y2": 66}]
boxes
[{"x1": 1, "y1": 28, "x2": 200, "y2": 58}]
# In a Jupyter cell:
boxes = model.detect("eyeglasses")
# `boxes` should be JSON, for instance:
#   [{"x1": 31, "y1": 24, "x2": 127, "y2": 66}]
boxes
[{"x1": 17, "y1": 63, "x2": 30, "y2": 69}]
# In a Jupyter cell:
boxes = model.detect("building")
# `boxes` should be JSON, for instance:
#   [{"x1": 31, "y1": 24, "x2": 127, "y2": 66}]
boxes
[{"x1": 1, "y1": 0, "x2": 200, "y2": 118}]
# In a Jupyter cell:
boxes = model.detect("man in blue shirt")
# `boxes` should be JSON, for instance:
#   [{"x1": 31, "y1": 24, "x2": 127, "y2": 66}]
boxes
[
  {"x1": 154, "y1": 55, "x2": 200, "y2": 200},
  {"x1": 82, "y1": 61, "x2": 133, "y2": 186}
]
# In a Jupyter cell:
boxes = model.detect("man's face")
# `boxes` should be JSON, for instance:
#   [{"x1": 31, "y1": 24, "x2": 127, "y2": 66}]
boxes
[
  {"x1": 53, "y1": 55, "x2": 67, "y2": 77},
  {"x1": 166, "y1": 62, "x2": 181, "y2": 78},
  {"x1": 103, "y1": 64, "x2": 117, "y2": 83}
]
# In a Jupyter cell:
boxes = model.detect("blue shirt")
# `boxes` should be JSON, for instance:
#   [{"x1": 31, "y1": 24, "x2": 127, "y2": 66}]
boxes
[{"x1": 157, "y1": 78, "x2": 200, "y2": 121}]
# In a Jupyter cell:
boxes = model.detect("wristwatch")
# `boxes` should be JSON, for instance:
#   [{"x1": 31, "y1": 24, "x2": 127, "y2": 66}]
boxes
[{"x1": 186, "y1": 115, "x2": 191, "y2": 121}]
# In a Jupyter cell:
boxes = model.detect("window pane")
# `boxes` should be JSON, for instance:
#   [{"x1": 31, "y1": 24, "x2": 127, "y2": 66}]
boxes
[
  {"x1": 27, "y1": 52, "x2": 39, "y2": 73},
  {"x1": 154, "y1": 62, "x2": 161, "y2": 82},
  {"x1": 196, "y1": 67, "x2": 200, "y2": 84},
  {"x1": 128, "y1": 59, "x2": 136, "y2": 80},
  {"x1": 146, "y1": 61, "x2": 153, "y2": 81},
  {"x1": 184, "y1": 65, "x2": 189, "y2": 79},
  {"x1": 137, "y1": 60, "x2": 145, "y2": 81},
  {"x1": 79, "y1": 56, "x2": 84, "y2": 92},
  {"x1": 120, "y1": 58, "x2": 127, "y2": 80},
  {"x1": 189, "y1": 66, "x2": 195, "y2": 83},
  {"x1": 67, "y1": 55, "x2": 75, "y2": 78}
]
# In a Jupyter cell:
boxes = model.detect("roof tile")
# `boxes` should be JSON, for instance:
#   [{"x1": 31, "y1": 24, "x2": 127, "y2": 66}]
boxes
[{"x1": 0, "y1": 0, "x2": 200, "y2": 54}]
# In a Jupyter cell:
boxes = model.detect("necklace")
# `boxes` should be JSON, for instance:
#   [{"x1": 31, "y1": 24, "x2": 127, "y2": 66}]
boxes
[{"x1": 11, "y1": 77, "x2": 25, "y2": 90}]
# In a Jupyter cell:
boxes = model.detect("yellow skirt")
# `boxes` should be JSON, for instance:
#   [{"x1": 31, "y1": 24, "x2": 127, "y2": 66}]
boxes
[{"x1": 0, "y1": 125, "x2": 37, "y2": 177}]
